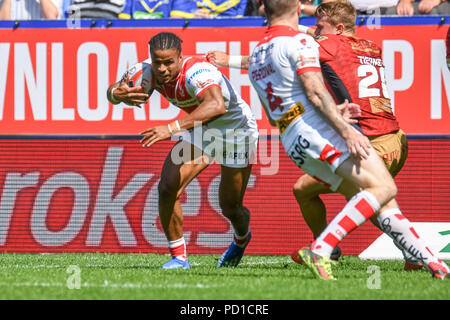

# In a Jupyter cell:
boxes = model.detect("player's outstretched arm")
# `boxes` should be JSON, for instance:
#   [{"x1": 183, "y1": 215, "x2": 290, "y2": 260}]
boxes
[
  {"x1": 298, "y1": 25, "x2": 316, "y2": 37},
  {"x1": 107, "y1": 75, "x2": 150, "y2": 106},
  {"x1": 208, "y1": 25, "x2": 315, "y2": 71},
  {"x1": 207, "y1": 51, "x2": 250, "y2": 70},
  {"x1": 298, "y1": 70, "x2": 371, "y2": 159},
  {"x1": 140, "y1": 85, "x2": 226, "y2": 148},
  {"x1": 207, "y1": 51, "x2": 230, "y2": 68}
]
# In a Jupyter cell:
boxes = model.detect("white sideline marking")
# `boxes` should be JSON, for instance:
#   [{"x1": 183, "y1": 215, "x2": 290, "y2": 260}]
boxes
[
  {"x1": 0, "y1": 264, "x2": 150, "y2": 269},
  {"x1": 241, "y1": 258, "x2": 292, "y2": 265},
  {"x1": 0, "y1": 281, "x2": 223, "y2": 289},
  {"x1": 0, "y1": 258, "x2": 292, "y2": 269},
  {"x1": 0, "y1": 263, "x2": 202, "y2": 269}
]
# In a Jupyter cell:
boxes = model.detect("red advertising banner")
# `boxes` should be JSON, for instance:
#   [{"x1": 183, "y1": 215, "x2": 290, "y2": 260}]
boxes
[
  {"x1": 0, "y1": 137, "x2": 449, "y2": 255},
  {"x1": 0, "y1": 24, "x2": 449, "y2": 135}
]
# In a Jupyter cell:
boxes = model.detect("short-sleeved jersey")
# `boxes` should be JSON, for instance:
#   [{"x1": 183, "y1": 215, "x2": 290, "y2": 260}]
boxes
[
  {"x1": 248, "y1": 25, "x2": 322, "y2": 147},
  {"x1": 317, "y1": 34, "x2": 400, "y2": 136},
  {"x1": 249, "y1": 25, "x2": 321, "y2": 120},
  {"x1": 248, "y1": 25, "x2": 323, "y2": 146},
  {"x1": 249, "y1": 25, "x2": 352, "y2": 190},
  {"x1": 170, "y1": 0, "x2": 248, "y2": 17},
  {"x1": 124, "y1": 55, "x2": 254, "y2": 129}
]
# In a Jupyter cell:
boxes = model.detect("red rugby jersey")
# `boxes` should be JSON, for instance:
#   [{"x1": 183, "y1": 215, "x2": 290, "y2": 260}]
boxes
[{"x1": 317, "y1": 34, "x2": 400, "y2": 136}]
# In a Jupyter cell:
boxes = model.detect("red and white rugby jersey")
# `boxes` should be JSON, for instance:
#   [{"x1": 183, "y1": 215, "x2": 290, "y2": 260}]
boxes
[
  {"x1": 317, "y1": 34, "x2": 399, "y2": 136},
  {"x1": 248, "y1": 25, "x2": 322, "y2": 123},
  {"x1": 123, "y1": 55, "x2": 255, "y2": 129}
]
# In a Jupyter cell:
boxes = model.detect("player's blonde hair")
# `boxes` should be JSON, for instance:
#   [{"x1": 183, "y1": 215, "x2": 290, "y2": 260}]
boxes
[{"x1": 314, "y1": 0, "x2": 356, "y2": 33}]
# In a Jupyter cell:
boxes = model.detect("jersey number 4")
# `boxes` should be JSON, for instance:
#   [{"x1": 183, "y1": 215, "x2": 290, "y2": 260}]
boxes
[
  {"x1": 357, "y1": 65, "x2": 390, "y2": 99},
  {"x1": 265, "y1": 82, "x2": 283, "y2": 111}
]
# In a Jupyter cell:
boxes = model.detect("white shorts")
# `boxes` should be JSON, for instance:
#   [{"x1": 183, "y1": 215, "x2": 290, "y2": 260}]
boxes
[
  {"x1": 281, "y1": 116, "x2": 352, "y2": 191},
  {"x1": 178, "y1": 118, "x2": 259, "y2": 168}
]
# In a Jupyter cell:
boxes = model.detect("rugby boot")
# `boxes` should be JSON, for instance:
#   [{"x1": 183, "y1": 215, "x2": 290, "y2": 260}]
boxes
[
  {"x1": 217, "y1": 232, "x2": 252, "y2": 267},
  {"x1": 428, "y1": 261, "x2": 450, "y2": 280},
  {"x1": 297, "y1": 246, "x2": 336, "y2": 280},
  {"x1": 292, "y1": 245, "x2": 341, "y2": 265},
  {"x1": 161, "y1": 257, "x2": 191, "y2": 269}
]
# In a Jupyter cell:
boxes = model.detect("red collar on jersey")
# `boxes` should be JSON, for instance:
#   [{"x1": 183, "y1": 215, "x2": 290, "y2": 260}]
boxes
[{"x1": 258, "y1": 24, "x2": 299, "y2": 46}]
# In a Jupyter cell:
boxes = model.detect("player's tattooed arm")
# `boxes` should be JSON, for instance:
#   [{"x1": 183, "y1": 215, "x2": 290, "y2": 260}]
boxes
[
  {"x1": 298, "y1": 71, "x2": 371, "y2": 159},
  {"x1": 298, "y1": 71, "x2": 347, "y2": 130}
]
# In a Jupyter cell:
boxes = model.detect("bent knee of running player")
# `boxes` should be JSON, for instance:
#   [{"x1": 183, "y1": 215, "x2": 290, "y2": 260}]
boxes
[
  {"x1": 335, "y1": 150, "x2": 397, "y2": 207},
  {"x1": 293, "y1": 174, "x2": 333, "y2": 200},
  {"x1": 159, "y1": 142, "x2": 209, "y2": 200}
]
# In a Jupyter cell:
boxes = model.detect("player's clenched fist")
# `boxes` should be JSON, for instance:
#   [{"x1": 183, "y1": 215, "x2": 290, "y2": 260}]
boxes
[{"x1": 207, "y1": 51, "x2": 230, "y2": 68}]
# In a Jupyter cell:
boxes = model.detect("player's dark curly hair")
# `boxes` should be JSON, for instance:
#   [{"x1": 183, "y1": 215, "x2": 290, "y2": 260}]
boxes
[{"x1": 148, "y1": 32, "x2": 183, "y2": 54}]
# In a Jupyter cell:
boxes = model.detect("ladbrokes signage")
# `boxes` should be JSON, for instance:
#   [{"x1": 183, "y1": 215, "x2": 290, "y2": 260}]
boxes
[{"x1": 0, "y1": 138, "x2": 449, "y2": 257}]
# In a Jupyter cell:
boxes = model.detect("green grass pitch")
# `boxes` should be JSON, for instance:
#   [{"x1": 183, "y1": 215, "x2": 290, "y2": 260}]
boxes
[{"x1": 0, "y1": 253, "x2": 449, "y2": 300}]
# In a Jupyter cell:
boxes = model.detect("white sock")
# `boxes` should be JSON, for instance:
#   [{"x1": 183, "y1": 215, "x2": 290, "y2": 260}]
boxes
[
  {"x1": 312, "y1": 190, "x2": 380, "y2": 257},
  {"x1": 168, "y1": 237, "x2": 187, "y2": 261},
  {"x1": 377, "y1": 208, "x2": 449, "y2": 273}
]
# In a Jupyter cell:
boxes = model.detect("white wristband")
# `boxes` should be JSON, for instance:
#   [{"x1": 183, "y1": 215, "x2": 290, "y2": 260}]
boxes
[
  {"x1": 174, "y1": 120, "x2": 181, "y2": 131},
  {"x1": 108, "y1": 87, "x2": 120, "y2": 104},
  {"x1": 168, "y1": 120, "x2": 181, "y2": 135},
  {"x1": 228, "y1": 55, "x2": 242, "y2": 69},
  {"x1": 298, "y1": 25, "x2": 309, "y2": 33}
]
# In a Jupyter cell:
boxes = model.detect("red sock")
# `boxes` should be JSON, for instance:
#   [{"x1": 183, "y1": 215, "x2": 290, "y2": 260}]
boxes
[
  {"x1": 312, "y1": 190, "x2": 380, "y2": 257},
  {"x1": 168, "y1": 237, "x2": 187, "y2": 261}
]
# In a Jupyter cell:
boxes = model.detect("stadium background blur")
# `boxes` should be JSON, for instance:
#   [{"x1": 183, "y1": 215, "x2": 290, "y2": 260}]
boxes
[{"x1": 0, "y1": 0, "x2": 448, "y2": 263}]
